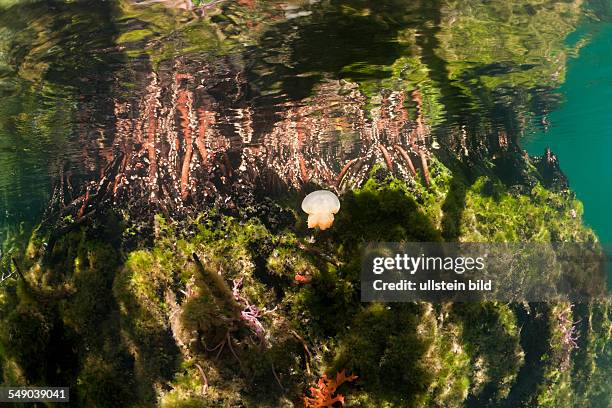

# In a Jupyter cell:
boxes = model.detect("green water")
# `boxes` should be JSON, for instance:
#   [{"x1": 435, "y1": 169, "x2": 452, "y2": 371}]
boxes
[{"x1": 525, "y1": 23, "x2": 612, "y2": 243}]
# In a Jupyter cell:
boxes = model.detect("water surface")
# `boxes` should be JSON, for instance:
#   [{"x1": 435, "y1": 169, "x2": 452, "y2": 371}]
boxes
[{"x1": 0, "y1": 0, "x2": 606, "y2": 243}]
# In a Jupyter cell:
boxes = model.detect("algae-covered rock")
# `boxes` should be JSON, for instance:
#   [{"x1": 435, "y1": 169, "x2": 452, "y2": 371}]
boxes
[{"x1": 0, "y1": 157, "x2": 608, "y2": 407}]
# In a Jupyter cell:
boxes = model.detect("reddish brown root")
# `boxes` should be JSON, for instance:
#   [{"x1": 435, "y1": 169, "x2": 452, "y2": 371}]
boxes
[
  {"x1": 393, "y1": 144, "x2": 416, "y2": 176},
  {"x1": 196, "y1": 106, "x2": 211, "y2": 164},
  {"x1": 299, "y1": 156, "x2": 310, "y2": 183},
  {"x1": 77, "y1": 187, "x2": 90, "y2": 219},
  {"x1": 378, "y1": 144, "x2": 394, "y2": 170},
  {"x1": 146, "y1": 111, "x2": 158, "y2": 201},
  {"x1": 177, "y1": 89, "x2": 193, "y2": 201},
  {"x1": 335, "y1": 158, "x2": 359, "y2": 187},
  {"x1": 414, "y1": 146, "x2": 431, "y2": 187}
]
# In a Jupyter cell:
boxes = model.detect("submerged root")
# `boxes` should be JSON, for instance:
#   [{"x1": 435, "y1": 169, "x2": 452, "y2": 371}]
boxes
[
  {"x1": 378, "y1": 144, "x2": 393, "y2": 171},
  {"x1": 335, "y1": 157, "x2": 360, "y2": 188},
  {"x1": 393, "y1": 144, "x2": 417, "y2": 176}
]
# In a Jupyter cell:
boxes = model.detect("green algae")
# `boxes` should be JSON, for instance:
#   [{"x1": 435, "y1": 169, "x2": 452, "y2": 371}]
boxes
[
  {"x1": 0, "y1": 158, "x2": 609, "y2": 407},
  {"x1": 460, "y1": 178, "x2": 593, "y2": 243}
]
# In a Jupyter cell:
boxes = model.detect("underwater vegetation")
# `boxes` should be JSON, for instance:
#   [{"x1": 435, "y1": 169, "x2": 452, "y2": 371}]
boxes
[
  {"x1": 0, "y1": 154, "x2": 609, "y2": 407},
  {"x1": 0, "y1": 0, "x2": 609, "y2": 407}
]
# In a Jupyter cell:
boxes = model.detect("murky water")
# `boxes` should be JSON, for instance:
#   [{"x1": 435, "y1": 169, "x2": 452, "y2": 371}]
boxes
[{"x1": 0, "y1": 0, "x2": 609, "y2": 243}]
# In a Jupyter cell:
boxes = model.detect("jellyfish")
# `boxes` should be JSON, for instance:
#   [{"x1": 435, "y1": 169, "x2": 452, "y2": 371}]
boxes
[{"x1": 301, "y1": 190, "x2": 341, "y2": 230}]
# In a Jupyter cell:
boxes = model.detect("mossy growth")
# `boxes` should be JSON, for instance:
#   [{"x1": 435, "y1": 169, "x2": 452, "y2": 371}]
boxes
[
  {"x1": 0, "y1": 162, "x2": 609, "y2": 407},
  {"x1": 460, "y1": 177, "x2": 594, "y2": 243},
  {"x1": 0, "y1": 221, "x2": 140, "y2": 407},
  {"x1": 329, "y1": 302, "x2": 471, "y2": 407},
  {"x1": 449, "y1": 302, "x2": 523, "y2": 404}
]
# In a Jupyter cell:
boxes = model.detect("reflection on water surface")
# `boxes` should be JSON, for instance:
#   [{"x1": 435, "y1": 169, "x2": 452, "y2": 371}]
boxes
[{"x1": 0, "y1": 0, "x2": 602, "y2": 240}]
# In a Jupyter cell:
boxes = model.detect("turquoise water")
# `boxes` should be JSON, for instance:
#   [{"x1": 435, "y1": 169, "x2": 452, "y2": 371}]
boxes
[{"x1": 524, "y1": 23, "x2": 612, "y2": 243}]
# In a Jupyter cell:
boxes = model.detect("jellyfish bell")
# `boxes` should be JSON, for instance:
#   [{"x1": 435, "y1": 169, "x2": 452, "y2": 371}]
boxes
[{"x1": 301, "y1": 190, "x2": 341, "y2": 230}]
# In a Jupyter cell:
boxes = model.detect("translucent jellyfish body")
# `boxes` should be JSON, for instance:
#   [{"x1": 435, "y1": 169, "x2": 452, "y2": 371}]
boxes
[{"x1": 301, "y1": 190, "x2": 341, "y2": 230}]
